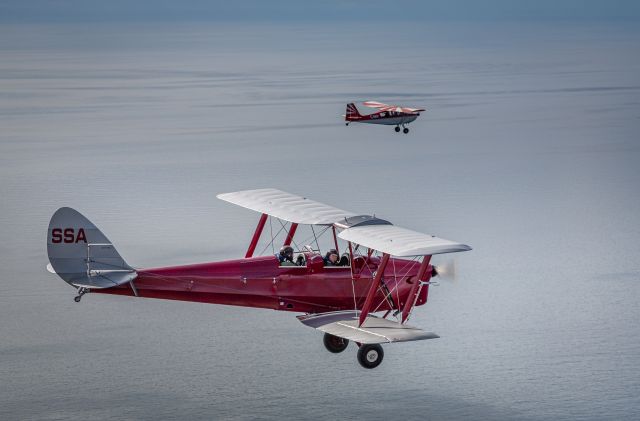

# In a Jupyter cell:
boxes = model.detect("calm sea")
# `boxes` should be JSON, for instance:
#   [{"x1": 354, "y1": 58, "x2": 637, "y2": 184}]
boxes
[{"x1": 1, "y1": 22, "x2": 639, "y2": 420}]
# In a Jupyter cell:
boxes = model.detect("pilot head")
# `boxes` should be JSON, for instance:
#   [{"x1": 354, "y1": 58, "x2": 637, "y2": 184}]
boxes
[
  {"x1": 279, "y1": 246, "x2": 294, "y2": 262},
  {"x1": 325, "y1": 249, "x2": 339, "y2": 265}
]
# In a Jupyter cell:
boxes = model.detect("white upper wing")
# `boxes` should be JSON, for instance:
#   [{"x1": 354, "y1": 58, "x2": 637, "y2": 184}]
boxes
[
  {"x1": 339, "y1": 224, "x2": 471, "y2": 257},
  {"x1": 217, "y1": 188, "x2": 357, "y2": 225},
  {"x1": 218, "y1": 188, "x2": 471, "y2": 256}
]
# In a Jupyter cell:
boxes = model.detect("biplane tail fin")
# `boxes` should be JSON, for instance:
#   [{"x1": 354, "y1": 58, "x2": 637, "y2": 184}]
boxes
[
  {"x1": 47, "y1": 207, "x2": 137, "y2": 289},
  {"x1": 345, "y1": 103, "x2": 362, "y2": 120}
]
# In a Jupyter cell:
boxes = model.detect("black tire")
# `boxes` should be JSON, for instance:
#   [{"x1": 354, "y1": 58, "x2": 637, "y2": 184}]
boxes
[
  {"x1": 357, "y1": 344, "x2": 384, "y2": 369},
  {"x1": 74, "y1": 296, "x2": 81, "y2": 303},
  {"x1": 323, "y1": 333, "x2": 349, "y2": 353},
  {"x1": 403, "y1": 127, "x2": 409, "y2": 134},
  {"x1": 394, "y1": 126, "x2": 400, "y2": 132}
]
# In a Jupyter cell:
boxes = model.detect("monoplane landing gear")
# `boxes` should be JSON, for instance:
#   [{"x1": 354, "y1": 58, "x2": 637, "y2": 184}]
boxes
[
  {"x1": 323, "y1": 333, "x2": 349, "y2": 353},
  {"x1": 74, "y1": 287, "x2": 89, "y2": 303},
  {"x1": 394, "y1": 126, "x2": 400, "y2": 133},
  {"x1": 403, "y1": 127, "x2": 409, "y2": 134},
  {"x1": 357, "y1": 343, "x2": 384, "y2": 369}
]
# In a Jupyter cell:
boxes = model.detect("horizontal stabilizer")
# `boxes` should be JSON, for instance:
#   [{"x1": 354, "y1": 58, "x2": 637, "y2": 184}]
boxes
[
  {"x1": 298, "y1": 311, "x2": 439, "y2": 344},
  {"x1": 74, "y1": 269, "x2": 137, "y2": 289}
]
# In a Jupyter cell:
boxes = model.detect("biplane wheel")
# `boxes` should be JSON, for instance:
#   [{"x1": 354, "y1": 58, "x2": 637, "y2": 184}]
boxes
[
  {"x1": 403, "y1": 127, "x2": 409, "y2": 134},
  {"x1": 323, "y1": 333, "x2": 349, "y2": 353},
  {"x1": 74, "y1": 295, "x2": 82, "y2": 303},
  {"x1": 394, "y1": 126, "x2": 400, "y2": 132},
  {"x1": 357, "y1": 344, "x2": 384, "y2": 369}
]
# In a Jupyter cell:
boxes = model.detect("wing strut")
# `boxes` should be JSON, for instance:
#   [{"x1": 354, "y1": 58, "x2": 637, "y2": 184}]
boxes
[
  {"x1": 332, "y1": 226, "x2": 340, "y2": 255},
  {"x1": 358, "y1": 253, "x2": 390, "y2": 327},
  {"x1": 246, "y1": 213, "x2": 268, "y2": 258},
  {"x1": 283, "y1": 223, "x2": 298, "y2": 246},
  {"x1": 401, "y1": 255, "x2": 431, "y2": 323}
]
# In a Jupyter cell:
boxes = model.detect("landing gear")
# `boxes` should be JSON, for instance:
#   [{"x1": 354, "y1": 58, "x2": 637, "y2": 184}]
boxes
[
  {"x1": 403, "y1": 127, "x2": 409, "y2": 134},
  {"x1": 74, "y1": 287, "x2": 89, "y2": 303},
  {"x1": 323, "y1": 333, "x2": 349, "y2": 353},
  {"x1": 318, "y1": 334, "x2": 384, "y2": 368},
  {"x1": 394, "y1": 126, "x2": 400, "y2": 132},
  {"x1": 357, "y1": 344, "x2": 384, "y2": 369}
]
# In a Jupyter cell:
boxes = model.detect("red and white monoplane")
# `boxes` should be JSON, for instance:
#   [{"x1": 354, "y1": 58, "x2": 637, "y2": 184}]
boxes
[
  {"x1": 344, "y1": 101, "x2": 426, "y2": 133},
  {"x1": 46, "y1": 188, "x2": 470, "y2": 369}
]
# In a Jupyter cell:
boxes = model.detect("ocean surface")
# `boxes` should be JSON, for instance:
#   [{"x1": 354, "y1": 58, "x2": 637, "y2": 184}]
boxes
[{"x1": 1, "y1": 22, "x2": 639, "y2": 420}]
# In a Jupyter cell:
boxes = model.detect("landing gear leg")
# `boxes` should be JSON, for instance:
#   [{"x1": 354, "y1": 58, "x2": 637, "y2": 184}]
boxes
[
  {"x1": 395, "y1": 126, "x2": 400, "y2": 133},
  {"x1": 323, "y1": 333, "x2": 349, "y2": 353},
  {"x1": 357, "y1": 343, "x2": 384, "y2": 369},
  {"x1": 74, "y1": 287, "x2": 89, "y2": 303}
]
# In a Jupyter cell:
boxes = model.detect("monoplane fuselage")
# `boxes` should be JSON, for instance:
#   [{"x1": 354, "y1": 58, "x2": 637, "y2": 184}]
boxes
[{"x1": 344, "y1": 101, "x2": 425, "y2": 133}]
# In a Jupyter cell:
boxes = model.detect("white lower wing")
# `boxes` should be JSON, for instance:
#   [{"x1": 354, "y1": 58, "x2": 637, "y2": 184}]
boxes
[{"x1": 298, "y1": 311, "x2": 439, "y2": 344}]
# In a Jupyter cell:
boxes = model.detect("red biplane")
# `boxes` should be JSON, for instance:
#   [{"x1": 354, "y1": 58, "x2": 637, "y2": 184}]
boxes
[
  {"x1": 344, "y1": 101, "x2": 426, "y2": 134},
  {"x1": 46, "y1": 188, "x2": 470, "y2": 368}
]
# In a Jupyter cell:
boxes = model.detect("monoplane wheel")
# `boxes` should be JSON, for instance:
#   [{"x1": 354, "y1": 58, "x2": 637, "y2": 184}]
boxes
[
  {"x1": 357, "y1": 344, "x2": 384, "y2": 369},
  {"x1": 403, "y1": 127, "x2": 409, "y2": 134},
  {"x1": 323, "y1": 333, "x2": 349, "y2": 353},
  {"x1": 395, "y1": 126, "x2": 400, "y2": 132}
]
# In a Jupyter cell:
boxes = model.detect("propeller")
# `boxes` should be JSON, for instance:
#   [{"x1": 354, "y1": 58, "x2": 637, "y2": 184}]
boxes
[{"x1": 431, "y1": 260, "x2": 457, "y2": 282}]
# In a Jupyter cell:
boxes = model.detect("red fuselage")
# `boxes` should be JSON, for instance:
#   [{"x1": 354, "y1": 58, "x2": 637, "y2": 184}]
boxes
[{"x1": 97, "y1": 254, "x2": 431, "y2": 314}]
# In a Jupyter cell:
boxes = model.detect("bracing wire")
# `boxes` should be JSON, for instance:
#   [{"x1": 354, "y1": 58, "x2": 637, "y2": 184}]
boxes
[
  {"x1": 310, "y1": 225, "x2": 322, "y2": 254},
  {"x1": 257, "y1": 216, "x2": 287, "y2": 257},
  {"x1": 296, "y1": 225, "x2": 330, "y2": 251},
  {"x1": 370, "y1": 255, "x2": 420, "y2": 317},
  {"x1": 348, "y1": 242, "x2": 359, "y2": 314}
]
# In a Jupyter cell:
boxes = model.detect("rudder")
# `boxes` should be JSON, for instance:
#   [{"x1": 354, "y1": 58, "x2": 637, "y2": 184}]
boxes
[
  {"x1": 345, "y1": 103, "x2": 362, "y2": 120},
  {"x1": 47, "y1": 207, "x2": 136, "y2": 289}
]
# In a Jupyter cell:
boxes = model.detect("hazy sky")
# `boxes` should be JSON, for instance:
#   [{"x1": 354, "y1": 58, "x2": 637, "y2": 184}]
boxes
[{"x1": 2, "y1": 0, "x2": 640, "y2": 23}]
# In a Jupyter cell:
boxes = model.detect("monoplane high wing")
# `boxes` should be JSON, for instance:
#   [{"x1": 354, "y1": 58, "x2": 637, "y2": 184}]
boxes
[
  {"x1": 363, "y1": 101, "x2": 426, "y2": 113},
  {"x1": 217, "y1": 188, "x2": 357, "y2": 225},
  {"x1": 298, "y1": 311, "x2": 439, "y2": 344}
]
